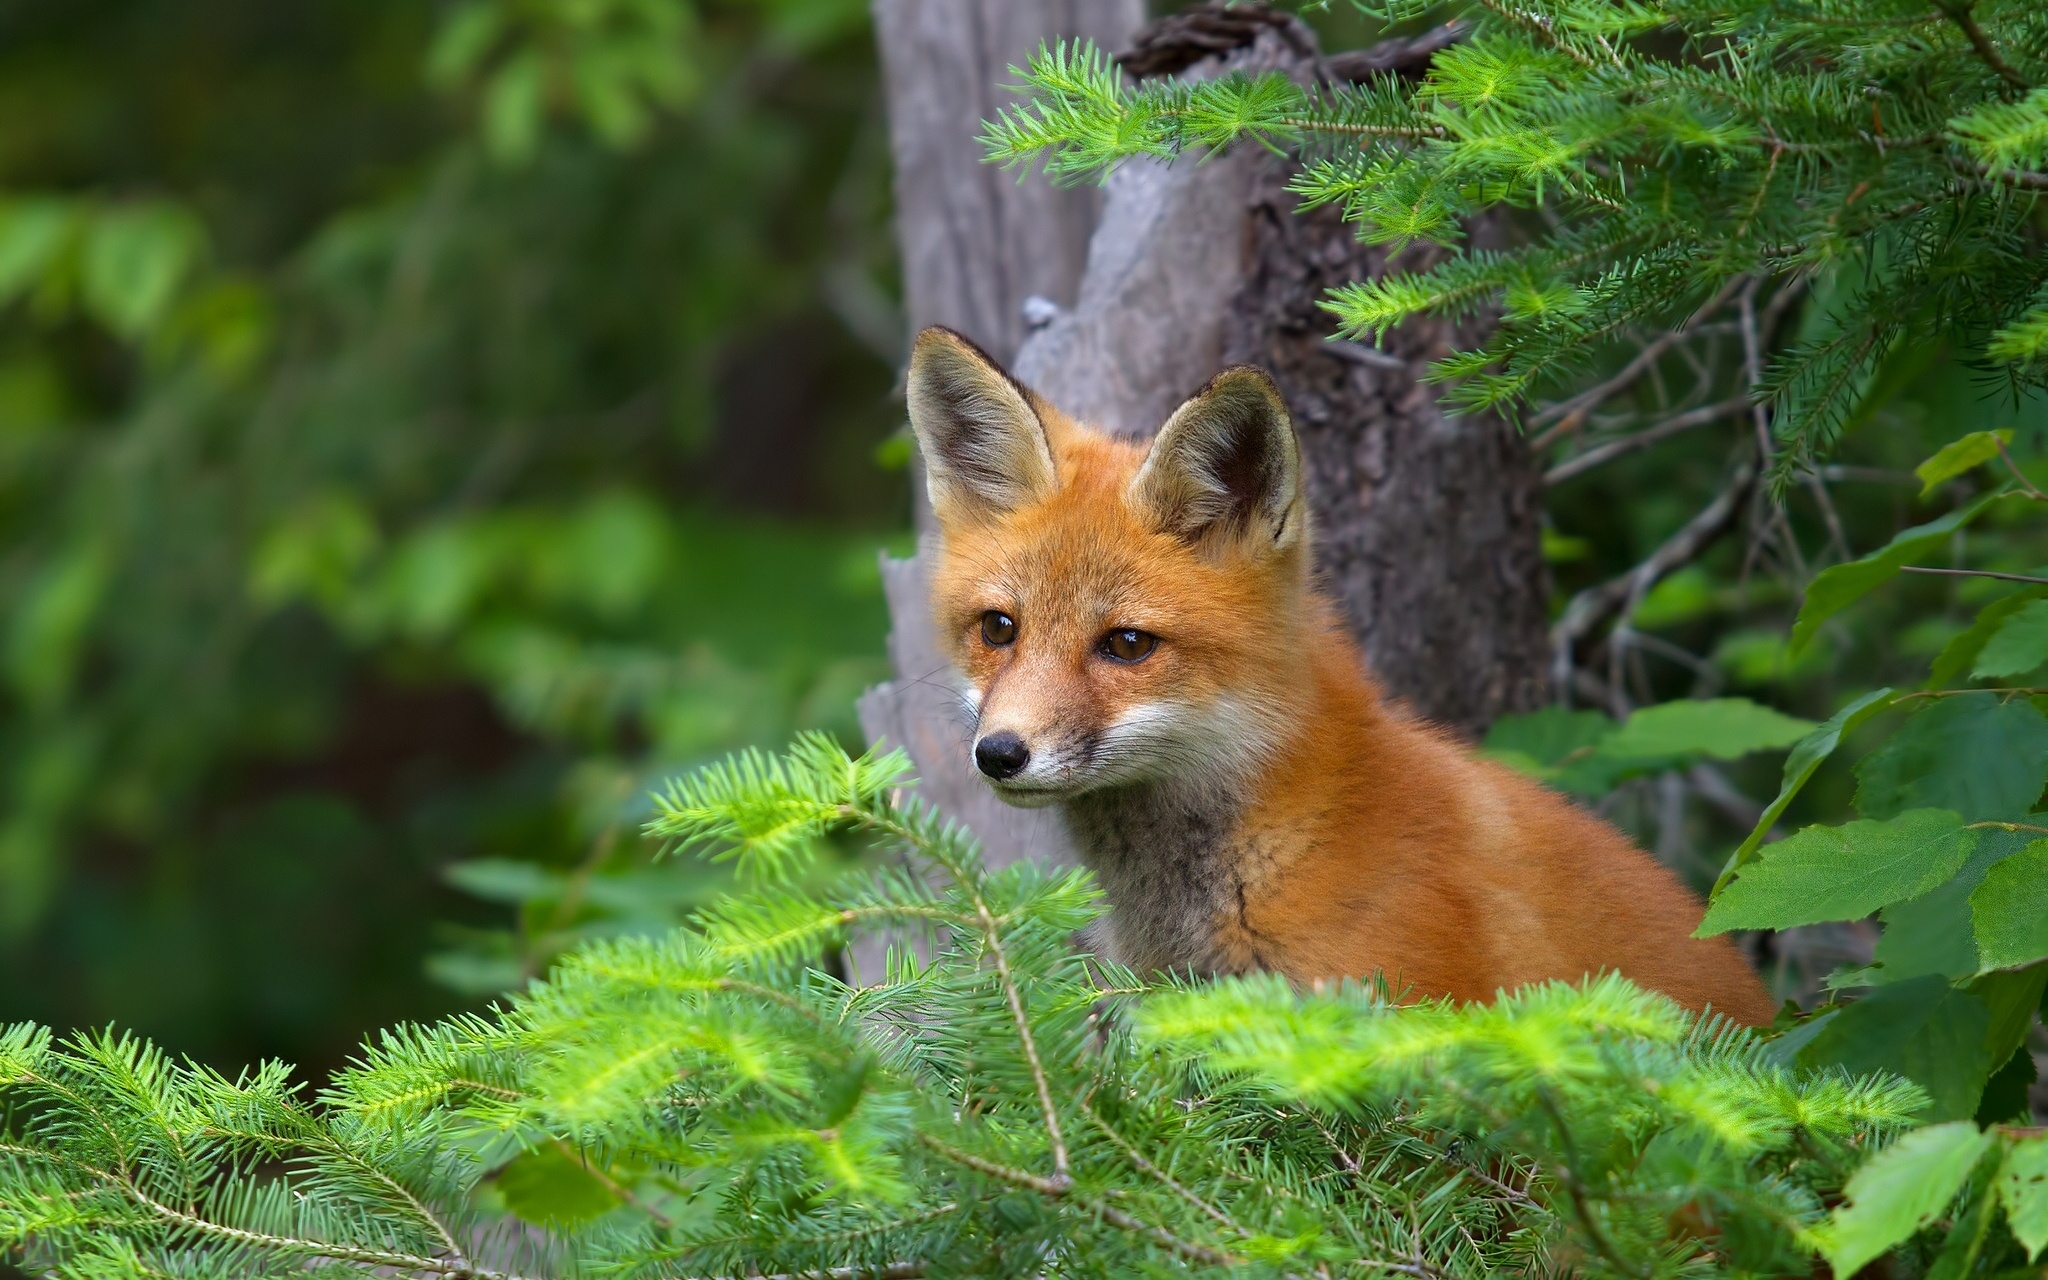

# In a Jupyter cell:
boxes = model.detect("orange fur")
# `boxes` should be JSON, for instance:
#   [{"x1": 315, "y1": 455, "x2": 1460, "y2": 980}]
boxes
[{"x1": 909, "y1": 327, "x2": 1774, "y2": 1026}]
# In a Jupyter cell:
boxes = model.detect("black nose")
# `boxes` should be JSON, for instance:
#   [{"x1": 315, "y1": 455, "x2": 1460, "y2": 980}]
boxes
[{"x1": 974, "y1": 731, "x2": 1030, "y2": 780}]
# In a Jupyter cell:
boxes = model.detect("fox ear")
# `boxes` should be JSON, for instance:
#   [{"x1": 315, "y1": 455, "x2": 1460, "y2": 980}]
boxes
[
  {"x1": 1130, "y1": 367, "x2": 1304, "y2": 551},
  {"x1": 906, "y1": 327, "x2": 1056, "y2": 524}
]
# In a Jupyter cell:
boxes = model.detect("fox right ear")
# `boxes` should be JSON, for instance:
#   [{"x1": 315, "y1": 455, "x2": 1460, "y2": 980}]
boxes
[
  {"x1": 906, "y1": 327, "x2": 1056, "y2": 524},
  {"x1": 1130, "y1": 367, "x2": 1304, "y2": 554}
]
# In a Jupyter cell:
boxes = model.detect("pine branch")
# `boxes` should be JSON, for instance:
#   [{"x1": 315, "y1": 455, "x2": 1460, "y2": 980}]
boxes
[{"x1": 0, "y1": 743, "x2": 1943, "y2": 1279}]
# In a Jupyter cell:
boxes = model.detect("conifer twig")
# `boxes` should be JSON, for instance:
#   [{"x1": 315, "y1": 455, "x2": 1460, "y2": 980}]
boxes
[
  {"x1": 1079, "y1": 1096, "x2": 1241, "y2": 1232},
  {"x1": 1932, "y1": 1, "x2": 2031, "y2": 92},
  {"x1": 123, "y1": 1175, "x2": 523, "y2": 1279},
  {"x1": 916, "y1": 1134, "x2": 1239, "y2": 1266},
  {"x1": 853, "y1": 805, "x2": 1074, "y2": 1185}
]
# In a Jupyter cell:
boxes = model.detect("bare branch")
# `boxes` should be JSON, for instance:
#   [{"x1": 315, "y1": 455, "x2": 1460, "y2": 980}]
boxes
[
  {"x1": 1544, "y1": 397, "x2": 1751, "y2": 484},
  {"x1": 1551, "y1": 460, "x2": 1756, "y2": 688},
  {"x1": 674, "y1": 1266, "x2": 924, "y2": 1280},
  {"x1": 1526, "y1": 281, "x2": 1746, "y2": 437}
]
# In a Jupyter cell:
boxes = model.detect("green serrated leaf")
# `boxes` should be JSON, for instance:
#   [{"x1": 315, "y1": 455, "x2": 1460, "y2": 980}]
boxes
[
  {"x1": 1972, "y1": 599, "x2": 2048, "y2": 681},
  {"x1": 1713, "y1": 689, "x2": 1896, "y2": 896},
  {"x1": 1873, "y1": 829, "x2": 2035, "y2": 983},
  {"x1": 1970, "y1": 840, "x2": 2048, "y2": 972},
  {"x1": 1480, "y1": 706, "x2": 1623, "y2": 793},
  {"x1": 1931, "y1": 593, "x2": 2045, "y2": 689},
  {"x1": 1812, "y1": 1120, "x2": 1995, "y2": 1277},
  {"x1": 1790, "y1": 494, "x2": 2010, "y2": 657},
  {"x1": 1701, "y1": 809, "x2": 1975, "y2": 935},
  {"x1": 1972, "y1": 965, "x2": 2048, "y2": 1076},
  {"x1": 1916, "y1": 430, "x2": 2013, "y2": 498},
  {"x1": 1999, "y1": 1135, "x2": 2048, "y2": 1262},
  {"x1": 1855, "y1": 696, "x2": 2048, "y2": 823},
  {"x1": 1483, "y1": 706, "x2": 1613, "y2": 765},
  {"x1": 1597, "y1": 697, "x2": 1816, "y2": 762}
]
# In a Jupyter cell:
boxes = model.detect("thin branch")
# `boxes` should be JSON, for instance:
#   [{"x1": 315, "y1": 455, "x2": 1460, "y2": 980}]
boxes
[
  {"x1": 1803, "y1": 469, "x2": 1852, "y2": 563},
  {"x1": 1897, "y1": 686, "x2": 2048, "y2": 701},
  {"x1": 1994, "y1": 435, "x2": 2047, "y2": 499},
  {"x1": 1900, "y1": 565, "x2": 2048, "y2": 586},
  {"x1": 1552, "y1": 461, "x2": 1756, "y2": 682},
  {"x1": 1737, "y1": 281, "x2": 1774, "y2": 468},
  {"x1": 1933, "y1": 1, "x2": 2031, "y2": 91},
  {"x1": 674, "y1": 1265, "x2": 925, "y2": 1280},
  {"x1": 1526, "y1": 295, "x2": 1746, "y2": 436},
  {"x1": 916, "y1": 1134, "x2": 1240, "y2": 1267},
  {"x1": 1533, "y1": 1088, "x2": 1647, "y2": 1280},
  {"x1": 1078, "y1": 1097, "x2": 1240, "y2": 1233},
  {"x1": 326, "y1": 1135, "x2": 471, "y2": 1268},
  {"x1": 125, "y1": 1180, "x2": 525, "y2": 1280},
  {"x1": 1544, "y1": 397, "x2": 1751, "y2": 484},
  {"x1": 856, "y1": 808, "x2": 1071, "y2": 1185},
  {"x1": 973, "y1": 899, "x2": 1070, "y2": 1183},
  {"x1": 1955, "y1": 157, "x2": 2048, "y2": 190},
  {"x1": 1277, "y1": 116, "x2": 1446, "y2": 139}
]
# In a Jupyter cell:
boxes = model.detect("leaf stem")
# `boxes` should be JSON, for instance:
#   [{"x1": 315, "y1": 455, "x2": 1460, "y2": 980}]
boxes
[{"x1": 1900, "y1": 565, "x2": 2048, "y2": 586}]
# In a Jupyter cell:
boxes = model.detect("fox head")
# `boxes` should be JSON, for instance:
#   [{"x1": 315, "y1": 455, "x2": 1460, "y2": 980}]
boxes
[{"x1": 906, "y1": 325, "x2": 1320, "y2": 806}]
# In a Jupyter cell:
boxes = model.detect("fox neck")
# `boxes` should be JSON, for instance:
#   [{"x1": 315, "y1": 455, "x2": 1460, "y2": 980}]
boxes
[
  {"x1": 1060, "y1": 774, "x2": 1258, "y2": 979},
  {"x1": 1059, "y1": 664, "x2": 1340, "y2": 977}
]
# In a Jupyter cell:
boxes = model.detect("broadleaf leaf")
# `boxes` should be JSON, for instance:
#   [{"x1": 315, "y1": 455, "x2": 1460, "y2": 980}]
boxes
[{"x1": 1700, "y1": 810, "x2": 1974, "y2": 935}]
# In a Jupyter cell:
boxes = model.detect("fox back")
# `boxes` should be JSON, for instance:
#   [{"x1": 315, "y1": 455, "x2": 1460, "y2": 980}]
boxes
[{"x1": 905, "y1": 326, "x2": 1774, "y2": 1025}]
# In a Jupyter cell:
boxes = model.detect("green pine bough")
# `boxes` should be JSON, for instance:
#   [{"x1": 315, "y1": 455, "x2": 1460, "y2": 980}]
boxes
[
  {"x1": 4, "y1": 734, "x2": 2044, "y2": 1279},
  {"x1": 984, "y1": 0, "x2": 2048, "y2": 486}
]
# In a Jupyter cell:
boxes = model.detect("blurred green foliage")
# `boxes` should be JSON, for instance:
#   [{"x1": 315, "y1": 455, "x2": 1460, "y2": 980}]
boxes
[
  {"x1": 6, "y1": 0, "x2": 2046, "y2": 1131},
  {"x1": 0, "y1": 0, "x2": 906, "y2": 1076}
]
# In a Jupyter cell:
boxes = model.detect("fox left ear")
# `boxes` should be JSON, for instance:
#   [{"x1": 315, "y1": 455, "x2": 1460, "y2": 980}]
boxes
[
  {"x1": 905, "y1": 326, "x2": 1057, "y2": 525},
  {"x1": 1130, "y1": 367, "x2": 1304, "y2": 552}
]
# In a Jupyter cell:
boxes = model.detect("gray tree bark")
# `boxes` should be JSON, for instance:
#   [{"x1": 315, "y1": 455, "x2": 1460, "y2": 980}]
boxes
[
  {"x1": 858, "y1": 0, "x2": 1145, "y2": 888},
  {"x1": 859, "y1": 12, "x2": 1550, "y2": 892}
]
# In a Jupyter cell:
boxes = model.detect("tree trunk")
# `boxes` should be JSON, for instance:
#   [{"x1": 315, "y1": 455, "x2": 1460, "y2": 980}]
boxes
[
  {"x1": 857, "y1": 0, "x2": 1145, "y2": 889},
  {"x1": 860, "y1": 11, "x2": 1550, "y2": 888},
  {"x1": 1222, "y1": 160, "x2": 1552, "y2": 732}
]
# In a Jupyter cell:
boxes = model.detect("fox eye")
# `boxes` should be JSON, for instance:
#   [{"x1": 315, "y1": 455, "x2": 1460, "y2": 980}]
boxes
[
  {"x1": 981, "y1": 611, "x2": 1018, "y2": 646},
  {"x1": 1100, "y1": 628, "x2": 1158, "y2": 663}
]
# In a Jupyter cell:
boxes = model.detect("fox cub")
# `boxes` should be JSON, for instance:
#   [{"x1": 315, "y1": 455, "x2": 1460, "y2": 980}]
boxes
[{"x1": 905, "y1": 326, "x2": 1774, "y2": 1025}]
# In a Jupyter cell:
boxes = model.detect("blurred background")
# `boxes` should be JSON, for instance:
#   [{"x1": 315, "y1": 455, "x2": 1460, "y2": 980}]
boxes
[
  {"x1": 0, "y1": 0, "x2": 909, "y2": 1079},
  {"x1": 1, "y1": 0, "x2": 2039, "y2": 1086}
]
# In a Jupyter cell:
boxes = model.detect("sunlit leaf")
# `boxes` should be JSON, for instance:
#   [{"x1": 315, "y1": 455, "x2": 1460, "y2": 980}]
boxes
[
  {"x1": 1701, "y1": 809, "x2": 1974, "y2": 935},
  {"x1": 2000, "y1": 1136, "x2": 2048, "y2": 1262},
  {"x1": 1915, "y1": 430, "x2": 2013, "y2": 497},
  {"x1": 1713, "y1": 688, "x2": 1896, "y2": 895}
]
